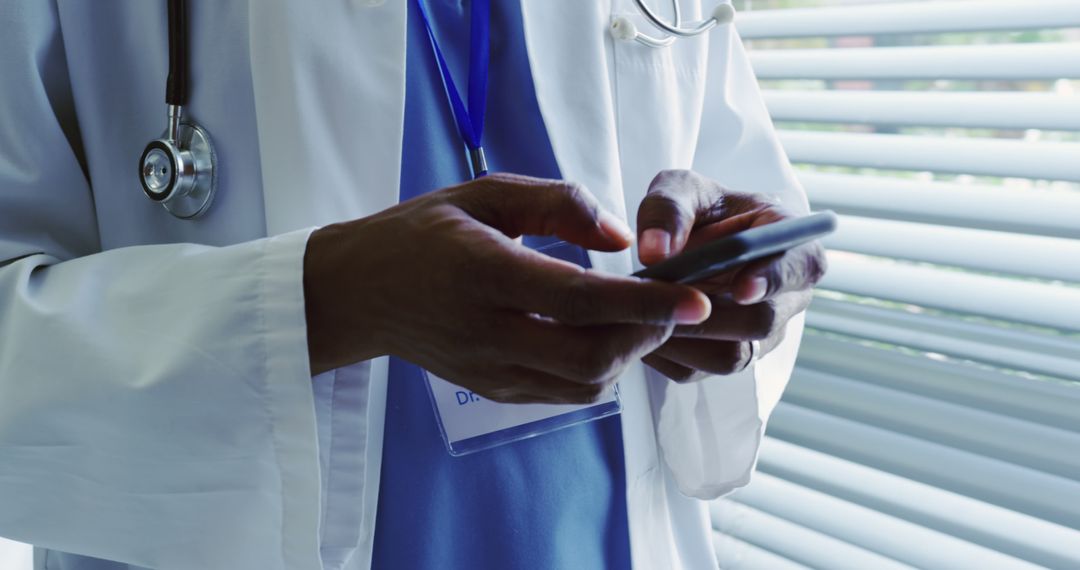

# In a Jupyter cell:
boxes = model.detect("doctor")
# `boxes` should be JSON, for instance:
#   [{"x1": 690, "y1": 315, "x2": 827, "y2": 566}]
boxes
[{"x1": 0, "y1": 0, "x2": 824, "y2": 569}]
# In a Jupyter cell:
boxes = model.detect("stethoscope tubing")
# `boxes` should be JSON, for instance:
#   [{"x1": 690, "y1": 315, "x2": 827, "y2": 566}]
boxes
[
  {"x1": 633, "y1": 0, "x2": 717, "y2": 39},
  {"x1": 166, "y1": 0, "x2": 188, "y2": 108},
  {"x1": 624, "y1": 0, "x2": 734, "y2": 48},
  {"x1": 138, "y1": 0, "x2": 217, "y2": 219}
]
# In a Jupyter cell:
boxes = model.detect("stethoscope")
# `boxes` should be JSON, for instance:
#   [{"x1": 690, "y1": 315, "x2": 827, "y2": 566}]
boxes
[
  {"x1": 613, "y1": 0, "x2": 735, "y2": 48},
  {"x1": 138, "y1": 0, "x2": 216, "y2": 219},
  {"x1": 135, "y1": 0, "x2": 731, "y2": 219}
]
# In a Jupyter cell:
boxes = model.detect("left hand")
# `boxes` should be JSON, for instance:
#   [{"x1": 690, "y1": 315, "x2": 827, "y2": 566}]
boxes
[{"x1": 635, "y1": 169, "x2": 828, "y2": 382}]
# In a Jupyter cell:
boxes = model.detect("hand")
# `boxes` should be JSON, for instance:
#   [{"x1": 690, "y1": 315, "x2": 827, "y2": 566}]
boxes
[
  {"x1": 635, "y1": 169, "x2": 827, "y2": 382},
  {"x1": 304, "y1": 173, "x2": 712, "y2": 403}
]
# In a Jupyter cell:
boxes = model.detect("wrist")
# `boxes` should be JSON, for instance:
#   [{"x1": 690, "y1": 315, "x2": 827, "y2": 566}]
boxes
[{"x1": 303, "y1": 221, "x2": 388, "y2": 375}]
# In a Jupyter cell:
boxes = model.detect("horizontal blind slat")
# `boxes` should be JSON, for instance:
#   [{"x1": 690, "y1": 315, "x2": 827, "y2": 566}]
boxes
[
  {"x1": 768, "y1": 402, "x2": 1080, "y2": 528},
  {"x1": 729, "y1": 473, "x2": 1044, "y2": 569},
  {"x1": 779, "y1": 130, "x2": 1080, "y2": 181},
  {"x1": 785, "y1": 368, "x2": 1080, "y2": 480},
  {"x1": 819, "y1": 253, "x2": 1080, "y2": 332},
  {"x1": 800, "y1": 171, "x2": 1080, "y2": 240},
  {"x1": 825, "y1": 215, "x2": 1080, "y2": 283},
  {"x1": 797, "y1": 332, "x2": 1080, "y2": 433},
  {"x1": 755, "y1": 438, "x2": 1080, "y2": 569},
  {"x1": 805, "y1": 303, "x2": 1080, "y2": 383},
  {"x1": 750, "y1": 43, "x2": 1080, "y2": 80},
  {"x1": 712, "y1": 531, "x2": 811, "y2": 570},
  {"x1": 808, "y1": 297, "x2": 1080, "y2": 363},
  {"x1": 763, "y1": 90, "x2": 1080, "y2": 131},
  {"x1": 736, "y1": 0, "x2": 1080, "y2": 39},
  {"x1": 710, "y1": 500, "x2": 914, "y2": 570}
]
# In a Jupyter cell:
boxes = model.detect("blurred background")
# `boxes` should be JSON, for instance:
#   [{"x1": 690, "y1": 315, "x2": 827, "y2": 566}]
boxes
[
  {"x1": 710, "y1": 0, "x2": 1080, "y2": 568},
  {"x1": 4, "y1": 1, "x2": 1078, "y2": 569}
]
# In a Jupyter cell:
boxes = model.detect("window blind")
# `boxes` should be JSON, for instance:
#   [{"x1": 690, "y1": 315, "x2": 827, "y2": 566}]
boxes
[{"x1": 712, "y1": 1, "x2": 1080, "y2": 568}]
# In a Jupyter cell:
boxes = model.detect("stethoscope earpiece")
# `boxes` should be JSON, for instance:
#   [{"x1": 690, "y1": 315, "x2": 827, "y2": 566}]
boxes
[
  {"x1": 615, "y1": 0, "x2": 734, "y2": 47},
  {"x1": 711, "y1": 3, "x2": 735, "y2": 25},
  {"x1": 139, "y1": 0, "x2": 217, "y2": 219},
  {"x1": 610, "y1": 17, "x2": 639, "y2": 42}
]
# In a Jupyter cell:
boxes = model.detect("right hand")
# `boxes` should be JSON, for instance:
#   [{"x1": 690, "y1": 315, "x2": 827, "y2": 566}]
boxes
[{"x1": 303, "y1": 173, "x2": 711, "y2": 404}]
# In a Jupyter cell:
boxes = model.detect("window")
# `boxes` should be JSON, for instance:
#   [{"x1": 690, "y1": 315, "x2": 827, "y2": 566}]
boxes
[{"x1": 711, "y1": 1, "x2": 1080, "y2": 568}]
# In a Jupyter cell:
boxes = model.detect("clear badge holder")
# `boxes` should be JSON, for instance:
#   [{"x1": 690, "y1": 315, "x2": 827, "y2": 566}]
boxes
[{"x1": 425, "y1": 240, "x2": 622, "y2": 456}]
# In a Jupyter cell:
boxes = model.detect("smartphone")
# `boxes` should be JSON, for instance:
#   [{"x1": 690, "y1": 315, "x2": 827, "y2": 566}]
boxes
[{"x1": 631, "y1": 210, "x2": 837, "y2": 284}]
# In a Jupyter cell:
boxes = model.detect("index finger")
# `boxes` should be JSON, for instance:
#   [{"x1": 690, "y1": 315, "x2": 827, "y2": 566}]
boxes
[
  {"x1": 492, "y1": 248, "x2": 712, "y2": 326},
  {"x1": 448, "y1": 173, "x2": 634, "y2": 252}
]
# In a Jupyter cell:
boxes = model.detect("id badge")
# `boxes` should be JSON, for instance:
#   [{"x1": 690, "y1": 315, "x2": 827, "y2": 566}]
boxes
[{"x1": 425, "y1": 240, "x2": 622, "y2": 456}]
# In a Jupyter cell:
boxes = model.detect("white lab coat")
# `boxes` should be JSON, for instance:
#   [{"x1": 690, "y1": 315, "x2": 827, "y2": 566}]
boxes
[{"x1": 0, "y1": 1, "x2": 806, "y2": 569}]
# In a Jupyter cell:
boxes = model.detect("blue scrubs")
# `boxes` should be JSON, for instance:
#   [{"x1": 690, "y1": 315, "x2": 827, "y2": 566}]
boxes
[{"x1": 371, "y1": 2, "x2": 632, "y2": 569}]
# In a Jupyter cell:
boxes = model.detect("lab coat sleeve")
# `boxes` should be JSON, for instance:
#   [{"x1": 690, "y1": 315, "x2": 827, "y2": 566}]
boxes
[
  {"x1": 0, "y1": 4, "x2": 322, "y2": 569},
  {"x1": 652, "y1": 22, "x2": 809, "y2": 500}
]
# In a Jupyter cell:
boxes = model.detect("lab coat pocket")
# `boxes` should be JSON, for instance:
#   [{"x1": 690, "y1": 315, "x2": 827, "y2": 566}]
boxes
[
  {"x1": 608, "y1": 5, "x2": 713, "y2": 208},
  {"x1": 613, "y1": 8, "x2": 712, "y2": 169}
]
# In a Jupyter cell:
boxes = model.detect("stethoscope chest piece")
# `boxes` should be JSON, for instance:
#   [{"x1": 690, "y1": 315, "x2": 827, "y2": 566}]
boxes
[
  {"x1": 140, "y1": 0, "x2": 217, "y2": 219},
  {"x1": 139, "y1": 118, "x2": 216, "y2": 219}
]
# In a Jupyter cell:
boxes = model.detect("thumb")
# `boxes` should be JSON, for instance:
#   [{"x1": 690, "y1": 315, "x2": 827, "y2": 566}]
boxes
[
  {"x1": 636, "y1": 170, "x2": 725, "y2": 265},
  {"x1": 452, "y1": 172, "x2": 634, "y2": 251}
]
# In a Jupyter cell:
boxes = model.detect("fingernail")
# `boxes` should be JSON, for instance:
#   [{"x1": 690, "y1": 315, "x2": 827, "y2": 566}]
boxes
[
  {"x1": 737, "y1": 277, "x2": 769, "y2": 305},
  {"x1": 674, "y1": 294, "x2": 711, "y2": 325},
  {"x1": 598, "y1": 210, "x2": 633, "y2": 241},
  {"x1": 641, "y1": 228, "x2": 671, "y2": 260}
]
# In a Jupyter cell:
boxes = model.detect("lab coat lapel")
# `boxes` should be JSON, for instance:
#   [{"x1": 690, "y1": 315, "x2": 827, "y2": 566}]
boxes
[
  {"x1": 519, "y1": 0, "x2": 626, "y2": 228},
  {"x1": 248, "y1": 0, "x2": 407, "y2": 234},
  {"x1": 522, "y1": 2, "x2": 722, "y2": 568},
  {"x1": 520, "y1": 3, "x2": 679, "y2": 569}
]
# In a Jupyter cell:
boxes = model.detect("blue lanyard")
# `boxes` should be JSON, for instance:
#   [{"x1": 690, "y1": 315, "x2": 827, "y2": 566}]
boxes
[{"x1": 414, "y1": 0, "x2": 491, "y2": 179}]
